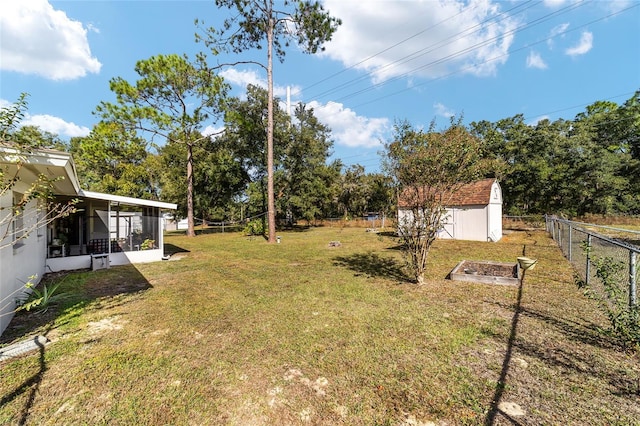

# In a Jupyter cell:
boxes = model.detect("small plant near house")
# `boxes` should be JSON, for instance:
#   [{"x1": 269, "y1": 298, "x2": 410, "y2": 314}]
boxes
[
  {"x1": 140, "y1": 238, "x2": 156, "y2": 250},
  {"x1": 16, "y1": 277, "x2": 69, "y2": 315},
  {"x1": 576, "y1": 246, "x2": 640, "y2": 349}
]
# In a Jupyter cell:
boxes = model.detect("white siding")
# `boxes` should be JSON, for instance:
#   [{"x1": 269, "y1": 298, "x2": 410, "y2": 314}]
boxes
[
  {"x1": 488, "y1": 181, "x2": 503, "y2": 242},
  {"x1": 397, "y1": 180, "x2": 503, "y2": 242},
  {"x1": 453, "y1": 206, "x2": 489, "y2": 241},
  {"x1": 0, "y1": 188, "x2": 46, "y2": 334}
]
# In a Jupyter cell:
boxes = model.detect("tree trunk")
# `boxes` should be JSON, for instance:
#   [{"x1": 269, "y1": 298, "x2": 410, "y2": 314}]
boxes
[
  {"x1": 266, "y1": 16, "x2": 276, "y2": 243},
  {"x1": 186, "y1": 141, "x2": 196, "y2": 237}
]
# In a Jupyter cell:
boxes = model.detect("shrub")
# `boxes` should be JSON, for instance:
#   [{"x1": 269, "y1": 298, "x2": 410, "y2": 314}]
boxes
[
  {"x1": 243, "y1": 219, "x2": 265, "y2": 237},
  {"x1": 577, "y1": 253, "x2": 640, "y2": 349}
]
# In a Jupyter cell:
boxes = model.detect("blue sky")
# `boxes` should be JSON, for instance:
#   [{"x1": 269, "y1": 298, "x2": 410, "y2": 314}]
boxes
[{"x1": 1, "y1": 0, "x2": 639, "y2": 172}]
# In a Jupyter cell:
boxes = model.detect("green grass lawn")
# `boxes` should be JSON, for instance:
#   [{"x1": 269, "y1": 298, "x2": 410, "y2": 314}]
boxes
[{"x1": 1, "y1": 227, "x2": 638, "y2": 425}]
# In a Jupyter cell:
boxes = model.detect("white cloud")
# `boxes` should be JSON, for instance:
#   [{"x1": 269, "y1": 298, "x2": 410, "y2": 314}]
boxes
[
  {"x1": 220, "y1": 68, "x2": 264, "y2": 89},
  {"x1": 1, "y1": 98, "x2": 90, "y2": 138},
  {"x1": 23, "y1": 114, "x2": 90, "y2": 138},
  {"x1": 202, "y1": 125, "x2": 225, "y2": 138},
  {"x1": 542, "y1": 0, "x2": 569, "y2": 8},
  {"x1": 320, "y1": 0, "x2": 519, "y2": 83},
  {"x1": 526, "y1": 51, "x2": 548, "y2": 69},
  {"x1": 565, "y1": 31, "x2": 593, "y2": 57},
  {"x1": 434, "y1": 102, "x2": 455, "y2": 118},
  {"x1": 307, "y1": 101, "x2": 389, "y2": 148},
  {"x1": 0, "y1": 0, "x2": 101, "y2": 80},
  {"x1": 547, "y1": 22, "x2": 570, "y2": 49},
  {"x1": 219, "y1": 68, "x2": 302, "y2": 99},
  {"x1": 605, "y1": 0, "x2": 633, "y2": 13}
]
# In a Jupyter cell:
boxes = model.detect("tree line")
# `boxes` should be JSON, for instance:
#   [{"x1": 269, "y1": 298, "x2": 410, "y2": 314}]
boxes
[
  {"x1": 5, "y1": 88, "x2": 639, "y2": 234},
  {"x1": 471, "y1": 91, "x2": 640, "y2": 217},
  {"x1": 3, "y1": 86, "x2": 394, "y2": 228}
]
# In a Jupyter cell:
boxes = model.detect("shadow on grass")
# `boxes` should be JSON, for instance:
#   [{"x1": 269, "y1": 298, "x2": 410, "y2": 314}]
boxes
[
  {"x1": 486, "y1": 300, "x2": 612, "y2": 351},
  {"x1": 194, "y1": 225, "x2": 244, "y2": 235},
  {"x1": 485, "y1": 271, "x2": 526, "y2": 425},
  {"x1": 2, "y1": 265, "x2": 152, "y2": 343},
  {"x1": 0, "y1": 264, "x2": 153, "y2": 423},
  {"x1": 520, "y1": 306, "x2": 613, "y2": 349},
  {"x1": 163, "y1": 243, "x2": 190, "y2": 257},
  {"x1": 0, "y1": 333, "x2": 47, "y2": 425},
  {"x1": 333, "y1": 252, "x2": 413, "y2": 283},
  {"x1": 485, "y1": 272, "x2": 638, "y2": 425}
]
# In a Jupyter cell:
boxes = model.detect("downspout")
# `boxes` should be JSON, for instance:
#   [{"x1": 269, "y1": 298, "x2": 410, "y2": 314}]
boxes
[
  {"x1": 157, "y1": 207, "x2": 164, "y2": 255},
  {"x1": 108, "y1": 202, "x2": 113, "y2": 256}
]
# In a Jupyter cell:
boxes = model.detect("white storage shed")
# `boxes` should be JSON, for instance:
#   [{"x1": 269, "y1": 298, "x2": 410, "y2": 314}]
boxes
[{"x1": 397, "y1": 178, "x2": 503, "y2": 242}]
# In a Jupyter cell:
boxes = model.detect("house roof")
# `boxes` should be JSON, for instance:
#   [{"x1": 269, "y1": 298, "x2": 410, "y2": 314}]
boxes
[
  {"x1": 398, "y1": 178, "x2": 498, "y2": 208},
  {"x1": 0, "y1": 145, "x2": 80, "y2": 195},
  {"x1": 1, "y1": 145, "x2": 177, "y2": 210},
  {"x1": 80, "y1": 190, "x2": 177, "y2": 210}
]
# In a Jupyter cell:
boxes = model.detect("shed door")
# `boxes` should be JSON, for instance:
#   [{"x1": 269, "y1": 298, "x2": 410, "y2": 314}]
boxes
[{"x1": 440, "y1": 208, "x2": 455, "y2": 239}]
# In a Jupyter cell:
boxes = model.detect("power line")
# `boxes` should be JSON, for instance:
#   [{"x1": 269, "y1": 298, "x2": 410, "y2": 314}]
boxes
[
  {"x1": 290, "y1": 1, "x2": 637, "y2": 121},
  {"x1": 303, "y1": 0, "x2": 541, "y2": 101},
  {"x1": 347, "y1": 3, "x2": 638, "y2": 110},
  {"x1": 334, "y1": 1, "x2": 590, "y2": 105}
]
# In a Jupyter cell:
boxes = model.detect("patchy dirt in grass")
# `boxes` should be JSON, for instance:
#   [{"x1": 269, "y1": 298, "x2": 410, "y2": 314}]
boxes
[
  {"x1": 2, "y1": 229, "x2": 639, "y2": 425},
  {"x1": 86, "y1": 316, "x2": 127, "y2": 335}
]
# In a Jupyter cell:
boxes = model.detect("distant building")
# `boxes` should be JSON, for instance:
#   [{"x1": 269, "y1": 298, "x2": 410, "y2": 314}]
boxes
[{"x1": 397, "y1": 178, "x2": 502, "y2": 242}]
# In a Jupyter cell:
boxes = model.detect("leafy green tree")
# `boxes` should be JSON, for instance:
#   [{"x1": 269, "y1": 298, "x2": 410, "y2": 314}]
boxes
[
  {"x1": 158, "y1": 134, "x2": 247, "y2": 222},
  {"x1": 337, "y1": 164, "x2": 368, "y2": 220},
  {"x1": 570, "y1": 101, "x2": 634, "y2": 215},
  {"x1": 96, "y1": 54, "x2": 228, "y2": 237},
  {"x1": 384, "y1": 117, "x2": 497, "y2": 284},
  {"x1": 197, "y1": 0, "x2": 341, "y2": 242},
  {"x1": 277, "y1": 103, "x2": 338, "y2": 224},
  {"x1": 13, "y1": 126, "x2": 68, "y2": 151},
  {"x1": 472, "y1": 115, "x2": 534, "y2": 215},
  {"x1": 223, "y1": 85, "x2": 291, "y2": 231},
  {"x1": 70, "y1": 122, "x2": 155, "y2": 199},
  {"x1": 363, "y1": 173, "x2": 395, "y2": 224},
  {"x1": 621, "y1": 92, "x2": 640, "y2": 213},
  {"x1": 473, "y1": 91, "x2": 640, "y2": 217}
]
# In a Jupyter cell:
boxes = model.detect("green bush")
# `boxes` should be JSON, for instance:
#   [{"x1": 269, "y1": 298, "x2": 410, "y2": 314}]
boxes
[
  {"x1": 577, "y1": 253, "x2": 640, "y2": 349},
  {"x1": 243, "y1": 219, "x2": 265, "y2": 236}
]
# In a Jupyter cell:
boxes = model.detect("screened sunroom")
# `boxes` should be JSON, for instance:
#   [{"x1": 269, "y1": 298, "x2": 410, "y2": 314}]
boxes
[{"x1": 46, "y1": 190, "x2": 176, "y2": 272}]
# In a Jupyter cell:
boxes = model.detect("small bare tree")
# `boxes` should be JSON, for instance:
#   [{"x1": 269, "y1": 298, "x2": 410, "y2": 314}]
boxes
[
  {"x1": 0, "y1": 94, "x2": 76, "y2": 250},
  {"x1": 384, "y1": 117, "x2": 498, "y2": 284}
]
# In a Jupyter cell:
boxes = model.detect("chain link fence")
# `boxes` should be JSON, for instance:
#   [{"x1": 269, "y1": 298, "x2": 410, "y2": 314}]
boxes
[{"x1": 546, "y1": 216, "x2": 639, "y2": 308}]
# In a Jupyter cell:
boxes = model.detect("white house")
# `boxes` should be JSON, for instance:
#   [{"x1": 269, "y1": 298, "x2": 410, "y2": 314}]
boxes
[
  {"x1": 397, "y1": 178, "x2": 503, "y2": 242},
  {"x1": 0, "y1": 146, "x2": 177, "y2": 335}
]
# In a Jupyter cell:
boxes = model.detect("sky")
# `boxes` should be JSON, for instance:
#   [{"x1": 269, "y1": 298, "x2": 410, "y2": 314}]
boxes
[{"x1": 1, "y1": 0, "x2": 639, "y2": 172}]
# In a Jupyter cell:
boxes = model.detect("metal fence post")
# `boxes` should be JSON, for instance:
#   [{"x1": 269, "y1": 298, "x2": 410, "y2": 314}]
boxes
[
  {"x1": 558, "y1": 221, "x2": 562, "y2": 248},
  {"x1": 585, "y1": 234, "x2": 591, "y2": 287},
  {"x1": 568, "y1": 225, "x2": 572, "y2": 262},
  {"x1": 630, "y1": 251, "x2": 637, "y2": 308}
]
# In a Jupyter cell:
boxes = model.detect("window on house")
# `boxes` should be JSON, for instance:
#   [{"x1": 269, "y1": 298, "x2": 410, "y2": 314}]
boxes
[{"x1": 13, "y1": 191, "x2": 24, "y2": 245}]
